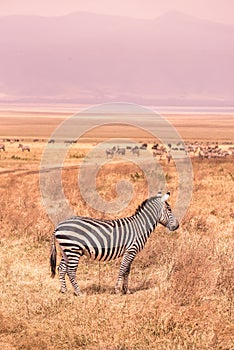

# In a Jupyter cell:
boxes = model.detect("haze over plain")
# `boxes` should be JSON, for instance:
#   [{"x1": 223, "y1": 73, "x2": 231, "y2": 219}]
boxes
[{"x1": 0, "y1": 10, "x2": 234, "y2": 107}]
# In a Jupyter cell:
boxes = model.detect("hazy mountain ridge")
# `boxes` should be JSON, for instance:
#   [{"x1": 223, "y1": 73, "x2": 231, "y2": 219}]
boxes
[{"x1": 0, "y1": 11, "x2": 233, "y2": 106}]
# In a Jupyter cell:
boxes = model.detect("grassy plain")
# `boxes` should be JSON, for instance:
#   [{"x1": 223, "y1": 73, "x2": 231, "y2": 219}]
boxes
[{"x1": 0, "y1": 111, "x2": 233, "y2": 349}]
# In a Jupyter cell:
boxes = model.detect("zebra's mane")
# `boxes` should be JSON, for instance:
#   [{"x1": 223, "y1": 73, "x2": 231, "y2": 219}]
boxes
[{"x1": 134, "y1": 196, "x2": 157, "y2": 215}]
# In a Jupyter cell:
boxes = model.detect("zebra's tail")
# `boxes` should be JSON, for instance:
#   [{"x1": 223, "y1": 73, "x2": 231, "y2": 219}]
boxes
[{"x1": 50, "y1": 230, "x2": 57, "y2": 278}]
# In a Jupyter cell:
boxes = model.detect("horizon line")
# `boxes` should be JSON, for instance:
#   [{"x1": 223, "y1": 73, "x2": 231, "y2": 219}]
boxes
[{"x1": 0, "y1": 10, "x2": 234, "y2": 27}]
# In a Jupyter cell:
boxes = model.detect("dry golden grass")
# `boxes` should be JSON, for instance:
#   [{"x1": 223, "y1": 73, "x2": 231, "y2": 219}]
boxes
[
  {"x1": 0, "y1": 111, "x2": 233, "y2": 349},
  {"x1": 0, "y1": 149, "x2": 234, "y2": 349}
]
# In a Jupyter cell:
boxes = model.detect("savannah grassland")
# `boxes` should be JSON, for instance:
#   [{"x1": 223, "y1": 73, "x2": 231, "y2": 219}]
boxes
[{"x1": 0, "y1": 111, "x2": 234, "y2": 350}]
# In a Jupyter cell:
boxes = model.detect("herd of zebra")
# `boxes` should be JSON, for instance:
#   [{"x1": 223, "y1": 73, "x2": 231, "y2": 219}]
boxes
[
  {"x1": 105, "y1": 145, "x2": 141, "y2": 158},
  {"x1": 0, "y1": 143, "x2": 30, "y2": 152},
  {"x1": 105, "y1": 142, "x2": 234, "y2": 162},
  {"x1": 1, "y1": 140, "x2": 232, "y2": 161},
  {"x1": 186, "y1": 142, "x2": 234, "y2": 159},
  {"x1": 151, "y1": 141, "x2": 234, "y2": 160},
  {"x1": 105, "y1": 144, "x2": 173, "y2": 163},
  {"x1": 50, "y1": 190, "x2": 179, "y2": 295}
]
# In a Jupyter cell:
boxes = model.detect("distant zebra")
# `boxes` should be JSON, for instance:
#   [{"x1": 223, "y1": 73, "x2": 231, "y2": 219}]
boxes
[
  {"x1": 166, "y1": 152, "x2": 172, "y2": 164},
  {"x1": 140, "y1": 143, "x2": 147, "y2": 150},
  {"x1": 50, "y1": 191, "x2": 179, "y2": 296},
  {"x1": 105, "y1": 148, "x2": 115, "y2": 159},
  {"x1": 131, "y1": 146, "x2": 140, "y2": 156},
  {"x1": 116, "y1": 147, "x2": 126, "y2": 155},
  {"x1": 0, "y1": 144, "x2": 5, "y2": 151},
  {"x1": 153, "y1": 150, "x2": 163, "y2": 160},
  {"x1": 18, "y1": 144, "x2": 30, "y2": 152}
]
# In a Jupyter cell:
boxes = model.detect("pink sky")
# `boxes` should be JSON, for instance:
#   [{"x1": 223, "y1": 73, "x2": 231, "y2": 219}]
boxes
[{"x1": 1, "y1": 0, "x2": 234, "y2": 25}]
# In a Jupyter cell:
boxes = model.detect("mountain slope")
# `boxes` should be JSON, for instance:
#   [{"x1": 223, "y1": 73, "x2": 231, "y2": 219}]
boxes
[{"x1": 0, "y1": 11, "x2": 233, "y2": 105}]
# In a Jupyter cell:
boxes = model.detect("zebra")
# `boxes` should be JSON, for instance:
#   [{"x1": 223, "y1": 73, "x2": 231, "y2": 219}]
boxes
[
  {"x1": 0, "y1": 144, "x2": 5, "y2": 151},
  {"x1": 18, "y1": 143, "x2": 30, "y2": 152},
  {"x1": 50, "y1": 191, "x2": 179, "y2": 296},
  {"x1": 166, "y1": 151, "x2": 172, "y2": 164},
  {"x1": 153, "y1": 150, "x2": 164, "y2": 160},
  {"x1": 105, "y1": 147, "x2": 115, "y2": 159},
  {"x1": 116, "y1": 147, "x2": 126, "y2": 155},
  {"x1": 140, "y1": 143, "x2": 147, "y2": 150},
  {"x1": 131, "y1": 146, "x2": 140, "y2": 157}
]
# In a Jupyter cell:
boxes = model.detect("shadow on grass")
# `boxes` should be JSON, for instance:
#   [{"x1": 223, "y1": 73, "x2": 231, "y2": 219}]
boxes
[
  {"x1": 82, "y1": 283, "x2": 114, "y2": 295},
  {"x1": 82, "y1": 279, "x2": 154, "y2": 295}
]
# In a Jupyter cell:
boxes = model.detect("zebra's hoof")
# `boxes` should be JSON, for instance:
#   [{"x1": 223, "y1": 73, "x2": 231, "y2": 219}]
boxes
[
  {"x1": 123, "y1": 289, "x2": 131, "y2": 295},
  {"x1": 74, "y1": 290, "x2": 82, "y2": 296},
  {"x1": 60, "y1": 288, "x2": 67, "y2": 294}
]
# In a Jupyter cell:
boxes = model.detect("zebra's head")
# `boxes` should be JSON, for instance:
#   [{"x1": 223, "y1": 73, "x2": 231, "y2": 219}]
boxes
[{"x1": 155, "y1": 191, "x2": 179, "y2": 231}]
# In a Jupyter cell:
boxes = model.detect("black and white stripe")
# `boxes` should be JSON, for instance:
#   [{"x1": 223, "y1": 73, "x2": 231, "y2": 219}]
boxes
[{"x1": 50, "y1": 191, "x2": 179, "y2": 295}]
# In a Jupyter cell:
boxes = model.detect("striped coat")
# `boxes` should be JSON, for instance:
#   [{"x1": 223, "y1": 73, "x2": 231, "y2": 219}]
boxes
[{"x1": 50, "y1": 191, "x2": 179, "y2": 295}]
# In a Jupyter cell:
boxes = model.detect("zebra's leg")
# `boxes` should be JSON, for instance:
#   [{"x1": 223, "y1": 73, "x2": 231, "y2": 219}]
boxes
[
  {"x1": 115, "y1": 252, "x2": 135, "y2": 295},
  {"x1": 58, "y1": 258, "x2": 67, "y2": 293},
  {"x1": 67, "y1": 252, "x2": 82, "y2": 296}
]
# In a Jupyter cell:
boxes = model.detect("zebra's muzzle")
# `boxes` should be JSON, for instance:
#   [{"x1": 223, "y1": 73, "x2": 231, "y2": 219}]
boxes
[{"x1": 167, "y1": 222, "x2": 179, "y2": 231}]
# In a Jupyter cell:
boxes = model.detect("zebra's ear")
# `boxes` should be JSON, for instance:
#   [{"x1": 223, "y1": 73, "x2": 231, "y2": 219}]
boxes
[
  {"x1": 156, "y1": 190, "x2": 162, "y2": 198},
  {"x1": 161, "y1": 191, "x2": 170, "y2": 202}
]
